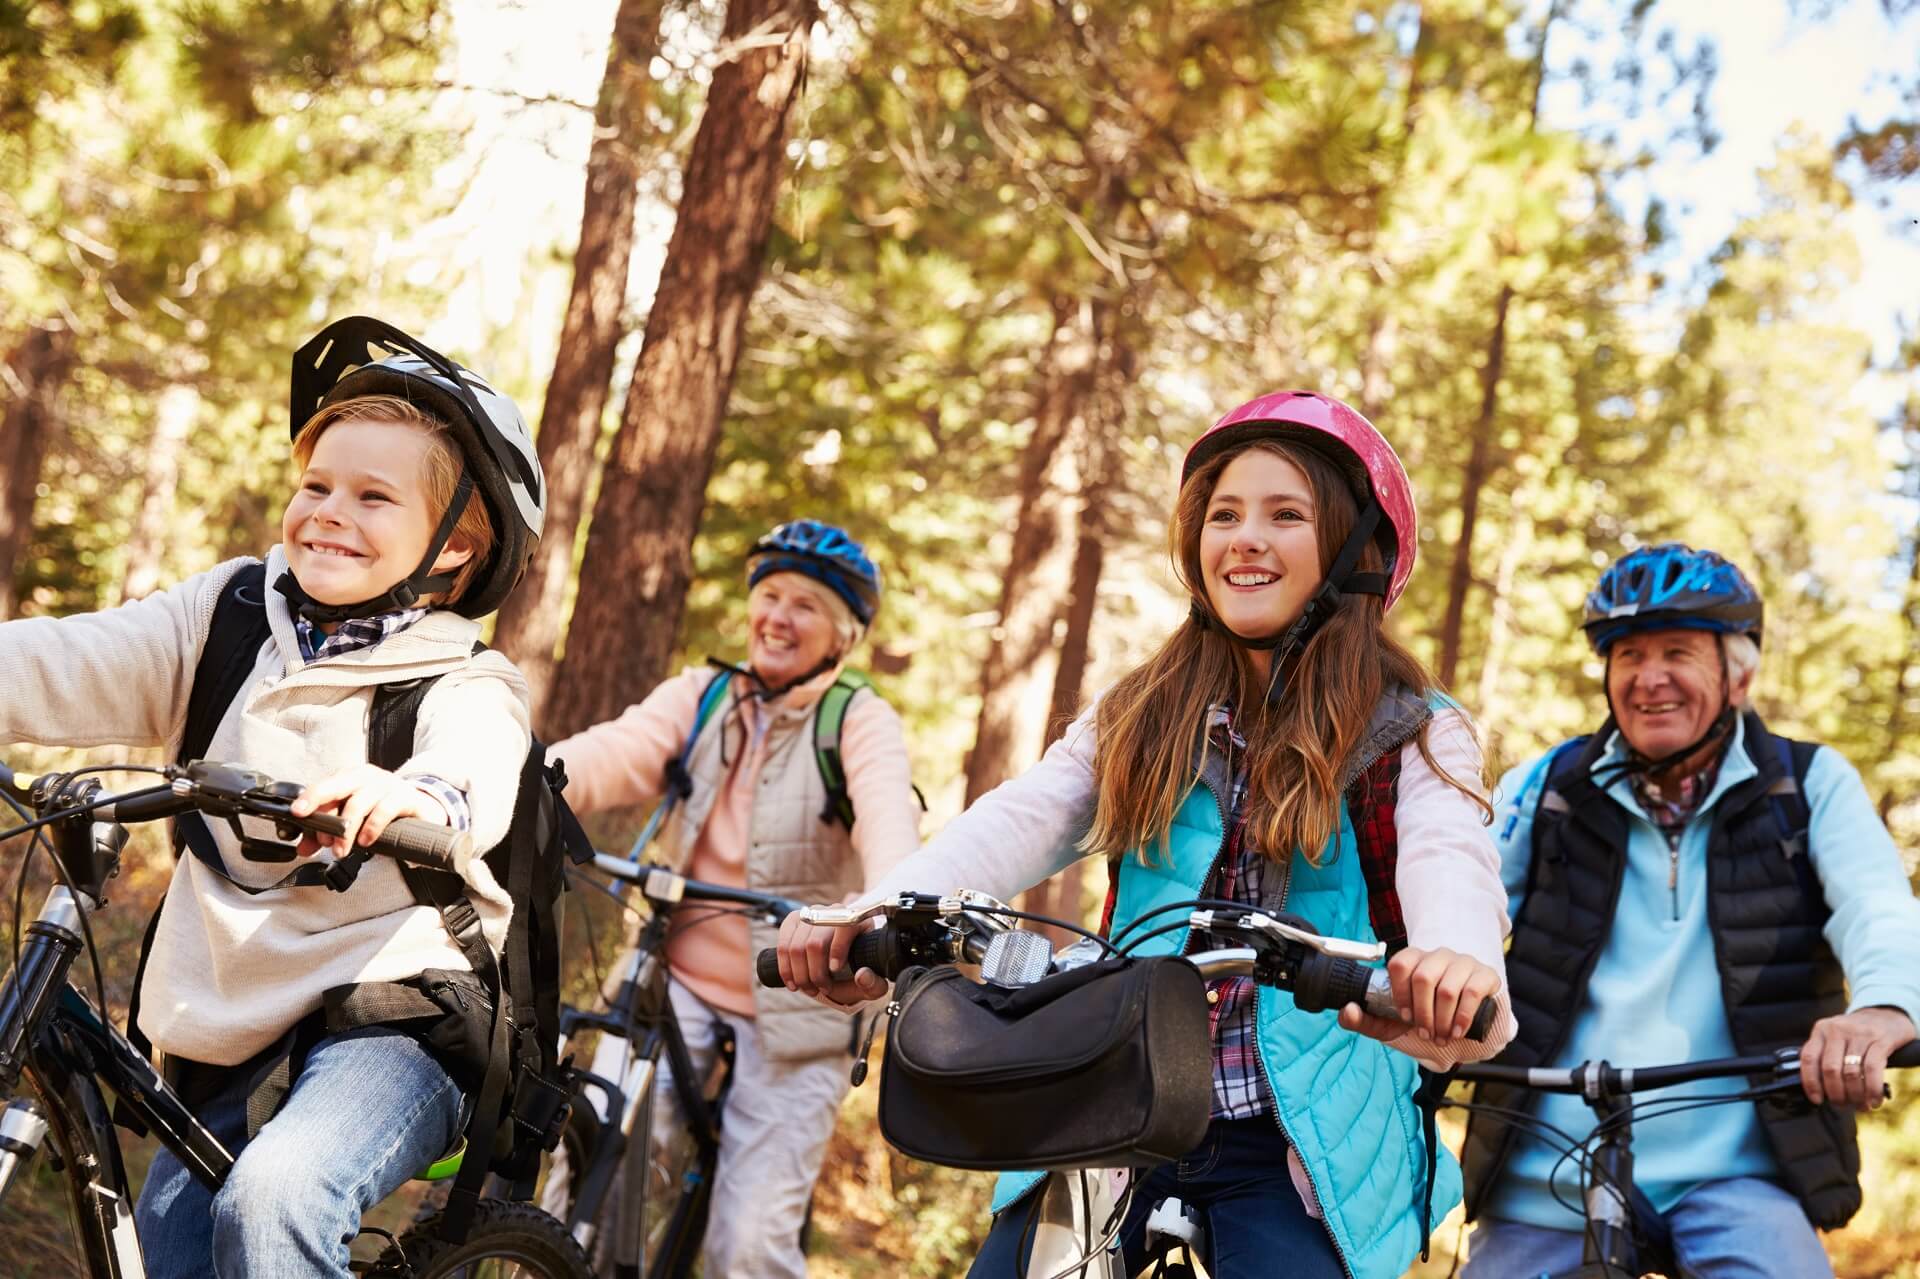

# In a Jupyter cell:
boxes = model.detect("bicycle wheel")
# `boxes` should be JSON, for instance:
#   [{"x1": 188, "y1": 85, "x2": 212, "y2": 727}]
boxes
[{"x1": 372, "y1": 1199, "x2": 592, "y2": 1278}]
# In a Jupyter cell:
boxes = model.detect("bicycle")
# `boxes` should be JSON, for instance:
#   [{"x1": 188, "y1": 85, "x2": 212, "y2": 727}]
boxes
[
  {"x1": 1447, "y1": 1043, "x2": 1920, "y2": 1278},
  {"x1": 754, "y1": 891, "x2": 1496, "y2": 1279},
  {"x1": 534, "y1": 853, "x2": 804, "y2": 1277},
  {"x1": 0, "y1": 756, "x2": 590, "y2": 1278}
]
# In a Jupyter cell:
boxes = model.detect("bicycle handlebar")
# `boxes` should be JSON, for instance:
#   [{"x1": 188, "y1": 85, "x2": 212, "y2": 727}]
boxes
[
  {"x1": 1453, "y1": 1040, "x2": 1920, "y2": 1093},
  {"x1": 1, "y1": 759, "x2": 468, "y2": 875},
  {"x1": 752, "y1": 899, "x2": 1497, "y2": 1042},
  {"x1": 586, "y1": 854, "x2": 805, "y2": 922}
]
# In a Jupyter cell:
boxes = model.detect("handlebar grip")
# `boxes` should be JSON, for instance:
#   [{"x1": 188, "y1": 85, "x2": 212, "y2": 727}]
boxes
[
  {"x1": 368, "y1": 818, "x2": 470, "y2": 871},
  {"x1": 1359, "y1": 967, "x2": 1496, "y2": 1042},
  {"x1": 754, "y1": 926, "x2": 905, "y2": 989}
]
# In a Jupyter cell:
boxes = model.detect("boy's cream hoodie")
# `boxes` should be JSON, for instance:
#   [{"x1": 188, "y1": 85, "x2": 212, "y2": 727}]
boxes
[{"x1": 0, "y1": 548, "x2": 530, "y2": 1066}]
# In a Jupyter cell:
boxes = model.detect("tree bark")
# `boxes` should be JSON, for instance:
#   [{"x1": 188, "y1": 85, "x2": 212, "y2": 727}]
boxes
[
  {"x1": 1436, "y1": 281, "x2": 1511, "y2": 689},
  {"x1": 492, "y1": 0, "x2": 665, "y2": 724},
  {"x1": 962, "y1": 298, "x2": 1104, "y2": 806},
  {"x1": 0, "y1": 327, "x2": 74, "y2": 620},
  {"x1": 1881, "y1": 504, "x2": 1920, "y2": 823},
  {"x1": 1021, "y1": 357, "x2": 1126, "y2": 945},
  {"x1": 544, "y1": 0, "x2": 816, "y2": 741},
  {"x1": 119, "y1": 384, "x2": 199, "y2": 604}
]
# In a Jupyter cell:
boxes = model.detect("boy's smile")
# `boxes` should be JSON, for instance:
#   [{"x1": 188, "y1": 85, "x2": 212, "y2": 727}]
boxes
[{"x1": 282, "y1": 419, "x2": 469, "y2": 613}]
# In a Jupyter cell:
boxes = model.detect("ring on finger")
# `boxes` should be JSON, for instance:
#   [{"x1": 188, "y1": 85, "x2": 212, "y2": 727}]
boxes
[{"x1": 1843, "y1": 1053, "x2": 1864, "y2": 1073}]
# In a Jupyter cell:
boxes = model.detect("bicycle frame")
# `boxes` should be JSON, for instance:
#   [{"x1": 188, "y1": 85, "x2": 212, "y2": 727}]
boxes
[
  {"x1": 0, "y1": 817, "x2": 235, "y2": 1279},
  {"x1": 554, "y1": 860, "x2": 772, "y2": 1277}
]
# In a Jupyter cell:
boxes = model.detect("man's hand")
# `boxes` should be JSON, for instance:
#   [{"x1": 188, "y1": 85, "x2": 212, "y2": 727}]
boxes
[
  {"x1": 1337, "y1": 945, "x2": 1500, "y2": 1044},
  {"x1": 290, "y1": 765, "x2": 451, "y2": 857},
  {"x1": 1800, "y1": 1006, "x2": 1917, "y2": 1110}
]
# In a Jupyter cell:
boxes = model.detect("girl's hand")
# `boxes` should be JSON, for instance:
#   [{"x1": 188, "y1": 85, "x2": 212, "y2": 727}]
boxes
[
  {"x1": 1337, "y1": 946, "x2": 1500, "y2": 1044},
  {"x1": 775, "y1": 907, "x2": 886, "y2": 1009},
  {"x1": 290, "y1": 765, "x2": 451, "y2": 857}
]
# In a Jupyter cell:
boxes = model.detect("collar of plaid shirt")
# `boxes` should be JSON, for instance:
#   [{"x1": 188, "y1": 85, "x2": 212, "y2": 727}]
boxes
[
  {"x1": 294, "y1": 607, "x2": 429, "y2": 664},
  {"x1": 1628, "y1": 746, "x2": 1725, "y2": 834}
]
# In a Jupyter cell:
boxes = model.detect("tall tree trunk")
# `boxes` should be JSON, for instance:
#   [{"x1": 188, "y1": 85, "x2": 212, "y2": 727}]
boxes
[
  {"x1": 1881, "y1": 510, "x2": 1920, "y2": 823},
  {"x1": 493, "y1": 0, "x2": 665, "y2": 724},
  {"x1": 1021, "y1": 356, "x2": 1126, "y2": 944},
  {"x1": 962, "y1": 297, "x2": 1104, "y2": 806},
  {"x1": 1435, "y1": 7, "x2": 1554, "y2": 689},
  {"x1": 119, "y1": 384, "x2": 199, "y2": 604},
  {"x1": 1436, "y1": 281, "x2": 1511, "y2": 689},
  {"x1": 545, "y1": 0, "x2": 816, "y2": 741},
  {"x1": 0, "y1": 327, "x2": 74, "y2": 620},
  {"x1": 1474, "y1": 482, "x2": 1533, "y2": 753}
]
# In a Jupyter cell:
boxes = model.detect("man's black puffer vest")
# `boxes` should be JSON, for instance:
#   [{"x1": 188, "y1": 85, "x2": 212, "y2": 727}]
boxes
[{"x1": 1460, "y1": 709, "x2": 1861, "y2": 1229}]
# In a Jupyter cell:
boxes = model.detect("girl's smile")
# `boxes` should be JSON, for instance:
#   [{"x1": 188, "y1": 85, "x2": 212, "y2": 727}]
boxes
[{"x1": 1199, "y1": 449, "x2": 1324, "y2": 646}]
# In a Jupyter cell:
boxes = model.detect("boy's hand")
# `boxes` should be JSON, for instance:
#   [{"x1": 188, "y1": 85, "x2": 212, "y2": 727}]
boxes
[{"x1": 290, "y1": 765, "x2": 452, "y2": 857}]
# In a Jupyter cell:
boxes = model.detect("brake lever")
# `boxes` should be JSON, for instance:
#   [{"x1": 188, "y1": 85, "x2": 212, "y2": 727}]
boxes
[
  {"x1": 799, "y1": 891, "x2": 947, "y2": 928},
  {"x1": 1192, "y1": 909, "x2": 1386, "y2": 963}
]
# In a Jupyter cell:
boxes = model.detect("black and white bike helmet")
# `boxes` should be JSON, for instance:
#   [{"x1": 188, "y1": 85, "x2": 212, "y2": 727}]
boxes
[{"x1": 287, "y1": 316, "x2": 545, "y2": 620}]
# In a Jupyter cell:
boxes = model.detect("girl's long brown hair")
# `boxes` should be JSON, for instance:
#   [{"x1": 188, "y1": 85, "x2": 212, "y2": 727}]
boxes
[{"x1": 1084, "y1": 437, "x2": 1490, "y2": 867}]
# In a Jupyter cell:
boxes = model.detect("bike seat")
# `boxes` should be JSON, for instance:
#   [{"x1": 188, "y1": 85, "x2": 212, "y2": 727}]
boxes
[{"x1": 416, "y1": 1138, "x2": 466, "y2": 1182}]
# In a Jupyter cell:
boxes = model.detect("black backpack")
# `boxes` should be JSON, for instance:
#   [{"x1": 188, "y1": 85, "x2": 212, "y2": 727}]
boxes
[{"x1": 150, "y1": 560, "x2": 590, "y2": 1240}]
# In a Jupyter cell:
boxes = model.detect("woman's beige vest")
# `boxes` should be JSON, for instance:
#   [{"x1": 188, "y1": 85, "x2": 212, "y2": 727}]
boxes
[{"x1": 657, "y1": 677, "x2": 867, "y2": 1061}]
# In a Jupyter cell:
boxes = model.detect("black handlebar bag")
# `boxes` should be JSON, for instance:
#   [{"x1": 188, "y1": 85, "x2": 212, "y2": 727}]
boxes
[{"x1": 877, "y1": 956, "x2": 1212, "y2": 1171}]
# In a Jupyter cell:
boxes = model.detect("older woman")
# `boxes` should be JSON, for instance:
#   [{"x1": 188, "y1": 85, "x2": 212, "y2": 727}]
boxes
[{"x1": 549, "y1": 518, "x2": 919, "y2": 1279}]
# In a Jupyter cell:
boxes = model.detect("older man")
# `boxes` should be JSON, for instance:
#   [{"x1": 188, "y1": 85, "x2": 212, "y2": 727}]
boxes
[{"x1": 1460, "y1": 543, "x2": 1920, "y2": 1278}]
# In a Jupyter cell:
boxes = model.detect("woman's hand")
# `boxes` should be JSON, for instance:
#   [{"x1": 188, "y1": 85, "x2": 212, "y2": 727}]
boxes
[
  {"x1": 290, "y1": 765, "x2": 451, "y2": 857},
  {"x1": 1801, "y1": 1006, "x2": 1916, "y2": 1111},
  {"x1": 1337, "y1": 945, "x2": 1500, "y2": 1044},
  {"x1": 775, "y1": 906, "x2": 887, "y2": 1009}
]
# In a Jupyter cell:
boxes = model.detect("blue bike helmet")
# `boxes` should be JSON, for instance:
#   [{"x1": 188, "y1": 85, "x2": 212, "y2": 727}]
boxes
[
  {"x1": 1581, "y1": 543, "x2": 1763, "y2": 654},
  {"x1": 746, "y1": 519, "x2": 882, "y2": 626}
]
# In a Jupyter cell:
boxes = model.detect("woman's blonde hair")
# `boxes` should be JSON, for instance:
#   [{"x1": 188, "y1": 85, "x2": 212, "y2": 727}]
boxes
[
  {"x1": 1084, "y1": 437, "x2": 1489, "y2": 867},
  {"x1": 291, "y1": 394, "x2": 495, "y2": 606}
]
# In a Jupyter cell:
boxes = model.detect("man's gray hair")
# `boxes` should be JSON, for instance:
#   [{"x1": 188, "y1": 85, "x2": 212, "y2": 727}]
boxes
[{"x1": 1724, "y1": 632, "x2": 1761, "y2": 691}]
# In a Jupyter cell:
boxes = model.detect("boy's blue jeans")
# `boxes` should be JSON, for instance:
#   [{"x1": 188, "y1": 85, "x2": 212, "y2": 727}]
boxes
[
  {"x1": 134, "y1": 1025, "x2": 463, "y2": 1279},
  {"x1": 1462, "y1": 1176, "x2": 1835, "y2": 1279}
]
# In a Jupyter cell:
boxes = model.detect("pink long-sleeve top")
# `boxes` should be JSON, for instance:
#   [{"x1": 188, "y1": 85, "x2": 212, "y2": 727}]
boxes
[{"x1": 550, "y1": 665, "x2": 920, "y2": 1015}]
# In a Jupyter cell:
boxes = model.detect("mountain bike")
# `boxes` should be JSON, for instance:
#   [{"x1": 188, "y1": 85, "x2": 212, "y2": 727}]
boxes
[
  {"x1": 754, "y1": 891, "x2": 1495, "y2": 1279},
  {"x1": 535, "y1": 854, "x2": 804, "y2": 1278},
  {"x1": 0, "y1": 757, "x2": 589, "y2": 1277},
  {"x1": 1447, "y1": 1043, "x2": 1920, "y2": 1278}
]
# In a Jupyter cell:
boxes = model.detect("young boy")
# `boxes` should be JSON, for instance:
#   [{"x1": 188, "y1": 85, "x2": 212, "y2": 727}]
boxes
[{"x1": 0, "y1": 317, "x2": 546, "y2": 1278}]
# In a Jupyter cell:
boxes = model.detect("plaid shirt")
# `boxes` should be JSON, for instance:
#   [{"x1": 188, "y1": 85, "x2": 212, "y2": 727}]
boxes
[
  {"x1": 291, "y1": 608, "x2": 470, "y2": 833},
  {"x1": 1198, "y1": 706, "x2": 1273, "y2": 1120},
  {"x1": 1630, "y1": 751, "x2": 1724, "y2": 845}
]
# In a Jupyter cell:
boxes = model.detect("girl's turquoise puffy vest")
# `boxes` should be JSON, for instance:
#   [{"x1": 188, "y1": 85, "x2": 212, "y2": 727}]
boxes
[{"x1": 988, "y1": 689, "x2": 1461, "y2": 1279}]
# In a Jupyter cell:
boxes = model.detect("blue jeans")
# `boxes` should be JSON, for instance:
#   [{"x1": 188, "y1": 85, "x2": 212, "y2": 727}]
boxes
[
  {"x1": 1462, "y1": 1176, "x2": 1835, "y2": 1279},
  {"x1": 134, "y1": 1026, "x2": 464, "y2": 1279},
  {"x1": 968, "y1": 1119, "x2": 1345, "y2": 1279}
]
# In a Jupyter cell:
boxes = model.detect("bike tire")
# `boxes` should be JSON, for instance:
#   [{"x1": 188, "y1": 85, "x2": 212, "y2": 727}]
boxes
[{"x1": 372, "y1": 1199, "x2": 593, "y2": 1278}]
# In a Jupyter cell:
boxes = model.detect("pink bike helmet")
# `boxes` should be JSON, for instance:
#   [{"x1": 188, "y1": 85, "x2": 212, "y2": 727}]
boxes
[{"x1": 1183, "y1": 390, "x2": 1418, "y2": 611}]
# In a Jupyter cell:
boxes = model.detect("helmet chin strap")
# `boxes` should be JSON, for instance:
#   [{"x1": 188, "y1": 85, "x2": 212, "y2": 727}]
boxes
[
  {"x1": 706, "y1": 652, "x2": 840, "y2": 702},
  {"x1": 277, "y1": 472, "x2": 474, "y2": 625},
  {"x1": 1190, "y1": 501, "x2": 1389, "y2": 707}
]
